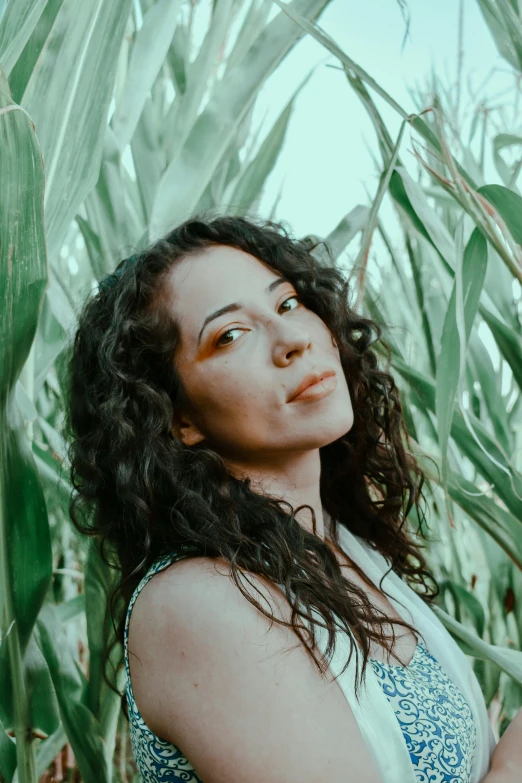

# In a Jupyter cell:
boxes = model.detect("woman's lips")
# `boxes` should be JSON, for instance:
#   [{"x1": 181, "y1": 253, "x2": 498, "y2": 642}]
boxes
[{"x1": 289, "y1": 374, "x2": 338, "y2": 402}]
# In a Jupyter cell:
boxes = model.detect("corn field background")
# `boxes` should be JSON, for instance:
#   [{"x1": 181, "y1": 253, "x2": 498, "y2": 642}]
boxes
[{"x1": 1, "y1": 0, "x2": 522, "y2": 781}]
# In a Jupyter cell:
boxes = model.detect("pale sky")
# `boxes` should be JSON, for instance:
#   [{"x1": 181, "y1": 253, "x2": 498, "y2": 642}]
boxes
[{"x1": 245, "y1": 0, "x2": 512, "y2": 238}]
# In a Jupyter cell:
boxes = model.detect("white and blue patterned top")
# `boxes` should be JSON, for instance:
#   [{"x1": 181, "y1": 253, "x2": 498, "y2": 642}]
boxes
[
  {"x1": 369, "y1": 642, "x2": 477, "y2": 782},
  {"x1": 123, "y1": 552, "x2": 477, "y2": 782}
]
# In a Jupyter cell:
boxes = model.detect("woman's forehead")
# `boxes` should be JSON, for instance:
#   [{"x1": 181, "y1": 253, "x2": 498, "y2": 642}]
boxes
[
  {"x1": 165, "y1": 246, "x2": 284, "y2": 346},
  {"x1": 167, "y1": 248, "x2": 281, "y2": 312}
]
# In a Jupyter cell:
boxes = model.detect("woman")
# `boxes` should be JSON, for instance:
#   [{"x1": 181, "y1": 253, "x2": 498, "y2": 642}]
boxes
[{"x1": 66, "y1": 214, "x2": 511, "y2": 782}]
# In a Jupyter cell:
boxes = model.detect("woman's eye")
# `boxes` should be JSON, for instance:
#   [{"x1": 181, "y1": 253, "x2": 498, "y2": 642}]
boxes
[
  {"x1": 279, "y1": 295, "x2": 300, "y2": 312},
  {"x1": 215, "y1": 295, "x2": 301, "y2": 348}
]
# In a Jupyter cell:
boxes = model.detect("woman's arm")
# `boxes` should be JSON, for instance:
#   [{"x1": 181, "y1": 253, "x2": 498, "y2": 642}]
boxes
[
  {"x1": 128, "y1": 557, "x2": 384, "y2": 783},
  {"x1": 481, "y1": 707, "x2": 522, "y2": 782}
]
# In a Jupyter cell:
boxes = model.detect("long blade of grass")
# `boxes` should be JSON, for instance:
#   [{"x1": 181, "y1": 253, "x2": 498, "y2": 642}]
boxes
[
  {"x1": 20, "y1": 0, "x2": 134, "y2": 263},
  {"x1": 415, "y1": 447, "x2": 522, "y2": 567},
  {"x1": 436, "y1": 227, "x2": 488, "y2": 522},
  {"x1": 353, "y1": 119, "x2": 406, "y2": 308},
  {"x1": 112, "y1": 0, "x2": 184, "y2": 152},
  {"x1": 150, "y1": 0, "x2": 334, "y2": 236},
  {"x1": 390, "y1": 356, "x2": 522, "y2": 520},
  {"x1": 432, "y1": 604, "x2": 522, "y2": 685},
  {"x1": 226, "y1": 67, "x2": 316, "y2": 212},
  {"x1": 271, "y1": 0, "x2": 477, "y2": 188},
  {"x1": 0, "y1": 0, "x2": 49, "y2": 76},
  {"x1": 479, "y1": 305, "x2": 522, "y2": 393},
  {"x1": 35, "y1": 606, "x2": 111, "y2": 783},
  {"x1": 476, "y1": 0, "x2": 522, "y2": 73},
  {"x1": 0, "y1": 64, "x2": 49, "y2": 781}
]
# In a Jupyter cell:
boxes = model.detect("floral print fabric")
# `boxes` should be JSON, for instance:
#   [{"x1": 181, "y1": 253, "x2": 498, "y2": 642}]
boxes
[{"x1": 369, "y1": 642, "x2": 477, "y2": 782}]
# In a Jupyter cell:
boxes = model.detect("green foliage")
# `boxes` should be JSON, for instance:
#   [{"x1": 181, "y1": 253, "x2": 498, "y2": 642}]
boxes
[{"x1": 0, "y1": 58, "x2": 49, "y2": 782}]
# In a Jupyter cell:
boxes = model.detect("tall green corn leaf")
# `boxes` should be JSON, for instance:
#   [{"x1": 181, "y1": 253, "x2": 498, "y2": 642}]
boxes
[
  {"x1": 403, "y1": 234, "x2": 437, "y2": 375},
  {"x1": 35, "y1": 724, "x2": 66, "y2": 781},
  {"x1": 467, "y1": 332, "x2": 512, "y2": 456},
  {"x1": 310, "y1": 205, "x2": 370, "y2": 267},
  {"x1": 224, "y1": 0, "x2": 273, "y2": 76},
  {"x1": 84, "y1": 539, "x2": 125, "y2": 758},
  {"x1": 151, "y1": 0, "x2": 334, "y2": 236},
  {"x1": 226, "y1": 67, "x2": 315, "y2": 213},
  {"x1": 0, "y1": 64, "x2": 50, "y2": 782},
  {"x1": 35, "y1": 606, "x2": 112, "y2": 783},
  {"x1": 477, "y1": 184, "x2": 522, "y2": 246},
  {"x1": 392, "y1": 357, "x2": 522, "y2": 523},
  {"x1": 433, "y1": 604, "x2": 522, "y2": 685},
  {"x1": 479, "y1": 305, "x2": 522, "y2": 393},
  {"x1": 0, "y1": 0, "x2": 49, "y2": 77},
  {"x1": 4, "y1": 0, "x2": 65, "y2": 107},
  {"x1": 111, "y1": 0, "x2": 184, "y2": 152},
  {"x1": 391, "y1": 167, "x2": 456, "y2": 271},
  {"x1": 19, "y1": 0, "x2": 135, "y2": 265},
  {"x1": 422, "y1": 458, "x2": 522, "y2": 568},
  {"x1": 476, "y1": 0, "x2": 522, "y2": 74},
  {"x1": 436, "y1": 228, "x2": 488, "y2": 521},
  {"x1": 492, "y1": 134, "x2": 522, "y2": 187},
  {"x1": 354, "y1": 121, "x2": 406, "y2": 284},
  {"x1": 162, "y1": 0, "x2": 238, "y2": 168},
  {"x1": 0, "y1": 716, "x2": 16, "y2": 783}
]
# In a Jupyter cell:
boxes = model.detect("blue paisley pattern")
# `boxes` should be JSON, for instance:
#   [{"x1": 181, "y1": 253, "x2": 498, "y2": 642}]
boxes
[
  {"x1": 369, "y1": 642, "x2": 477, "y2": 782},
  {"x1": 124, "y1": 553, "x2": 477, "y2": 783}
]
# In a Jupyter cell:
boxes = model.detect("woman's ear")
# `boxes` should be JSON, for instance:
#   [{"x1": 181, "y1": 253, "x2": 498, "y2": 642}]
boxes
[{"x1": 171, "y1": 414, "x2": 205, "y2": 447}]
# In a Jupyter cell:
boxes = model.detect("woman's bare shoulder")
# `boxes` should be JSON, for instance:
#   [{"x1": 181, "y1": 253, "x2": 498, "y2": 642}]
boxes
[
  {"x1": 127, "y1": 554, "x2": 382, "y2": 783},
  {"x1": 130, "y1": 553, "x2": 293, "y2": 651}
]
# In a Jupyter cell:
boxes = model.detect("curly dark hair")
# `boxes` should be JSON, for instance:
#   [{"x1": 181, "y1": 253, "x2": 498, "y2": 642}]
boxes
[{"x1": 64, "y1": 212, "x2": 440, "y2": 720}]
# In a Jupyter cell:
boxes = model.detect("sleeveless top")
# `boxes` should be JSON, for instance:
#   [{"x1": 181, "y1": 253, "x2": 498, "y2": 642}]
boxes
[{"x1": 123, "y1": 550, "x2": 478, "y2": 783}]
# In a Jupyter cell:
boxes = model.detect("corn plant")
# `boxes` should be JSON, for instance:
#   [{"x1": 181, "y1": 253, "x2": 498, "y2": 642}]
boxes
[{"x1": 0, "y1": 62, "x2": 49, "y2": 783}]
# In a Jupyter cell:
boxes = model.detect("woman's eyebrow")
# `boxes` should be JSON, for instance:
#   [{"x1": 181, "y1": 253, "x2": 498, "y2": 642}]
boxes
[{"x1": 197, "y1": 276, "x2": 288, "y2": 346}]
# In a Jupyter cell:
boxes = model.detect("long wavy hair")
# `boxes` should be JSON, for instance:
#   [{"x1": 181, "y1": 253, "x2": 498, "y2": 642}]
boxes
[{"x1": 64, "y1": 212, "x2": 440, "y2": 719}]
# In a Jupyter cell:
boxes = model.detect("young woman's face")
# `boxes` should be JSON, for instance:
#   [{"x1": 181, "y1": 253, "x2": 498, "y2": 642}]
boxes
[{"x1": 166, "y1": 245, "x2": 354, "y2": 464}]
